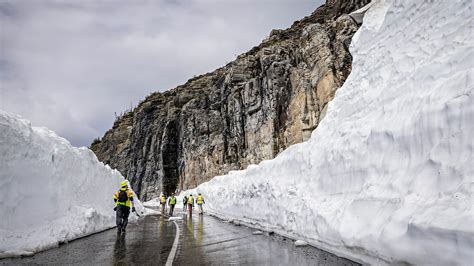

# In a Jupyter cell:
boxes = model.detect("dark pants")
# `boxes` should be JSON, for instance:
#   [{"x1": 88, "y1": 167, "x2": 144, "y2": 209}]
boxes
[
  {"x1": 116, "y1": 205, "x2": 130, "y2": 230},
  {"x1": 169, "y1": 204, "x2": 175, "y2": 216}
]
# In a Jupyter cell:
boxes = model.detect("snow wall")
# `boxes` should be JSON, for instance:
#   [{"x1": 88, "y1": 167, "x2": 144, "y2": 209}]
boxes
[
  {"x1": 0, "y1": 111, "x2": 145, "y2": 258},
  {"x1": 188, "y1": 0, "x2": 474, "y2": 265}
]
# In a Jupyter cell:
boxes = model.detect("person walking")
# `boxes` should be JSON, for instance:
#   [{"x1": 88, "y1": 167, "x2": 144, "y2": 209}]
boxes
[
  {"x1": 196, "y1": 193, "x2": 205, "y2": 215},
  {"x1": 183, "y1": 195, "x2": 188, "y2": 211},
  {"x1": 187, "y1": 194, "x2": 194, "y2": 215},
  {"x1": 160, "y1": 193, "x2": 167, "y2": 215},
  {"x1": 113, "y1": 180, "x2": 135, "y2": 233},
  {"x1": 168, "y1": 194, "x2": 177, "y2": 216}
]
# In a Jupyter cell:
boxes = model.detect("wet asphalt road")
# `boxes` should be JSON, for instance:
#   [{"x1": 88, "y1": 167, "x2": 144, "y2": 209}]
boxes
[{"x1": 2, "y1": 210, "x2": 359, "y2": 265}]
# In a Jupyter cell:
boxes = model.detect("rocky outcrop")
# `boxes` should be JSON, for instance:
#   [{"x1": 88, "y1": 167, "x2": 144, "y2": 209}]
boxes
[{"x1": 91, "y1": 0, "x2": 370, "y2": 200}]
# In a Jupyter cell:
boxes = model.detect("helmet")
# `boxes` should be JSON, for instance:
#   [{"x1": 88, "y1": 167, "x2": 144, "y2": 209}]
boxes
[{"x1": 120, "y1": 181, "x2": 128, "y2": 187}]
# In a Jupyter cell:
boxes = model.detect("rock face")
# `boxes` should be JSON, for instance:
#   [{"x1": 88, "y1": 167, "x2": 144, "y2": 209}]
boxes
[{"x1": 91, "y1": 0, "x2": 370, "y2": 200}]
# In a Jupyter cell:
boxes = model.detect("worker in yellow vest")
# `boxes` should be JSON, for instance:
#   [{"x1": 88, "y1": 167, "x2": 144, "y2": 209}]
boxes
[
  {"x1": 168, "y1": 194, "x2": 177, "y2": 216},
  {"x1": 187, "y1": 194, "x2": 194, "y2": 215},
  {"x1": 113, "y1": 180, "x2": 135, "y2": 233},
  {"x1": 160, "y1": 193, "x2": 167, "y2": 215},
  {"x1": 196, "y1": 193, "x2": 205, "y2": 215}
]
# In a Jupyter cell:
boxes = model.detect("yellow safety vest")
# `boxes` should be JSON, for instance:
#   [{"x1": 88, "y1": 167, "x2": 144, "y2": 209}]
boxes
[
  {"x1": 197, "y1": 195, "x2": 204, "y2": 204},
  {"x1": 188, "y1": 197, "x2": 194, "y2": 204},
  {"x1": 169, "y1": 196, "x2": 177, "y2": 205},
  {"x1": 113, "y1": 189, "x2": 134, "y2": 207},
  {"x1": 160, "y1": 196, "x2": 166, "y2": 204}
]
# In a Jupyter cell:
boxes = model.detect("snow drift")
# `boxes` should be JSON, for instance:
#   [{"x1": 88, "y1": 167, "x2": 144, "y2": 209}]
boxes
[
  {"x1": 188, "y1": 0, "x2": 474, "y2": 264},
  {"x1": 0, "y1": 111, "x2": 145, "y2": 258}
]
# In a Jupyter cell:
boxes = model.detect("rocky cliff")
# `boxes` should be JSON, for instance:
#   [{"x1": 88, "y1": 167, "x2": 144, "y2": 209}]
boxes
[{"x1": 91, "y1": 0, "x2": 370, "y2": 200}]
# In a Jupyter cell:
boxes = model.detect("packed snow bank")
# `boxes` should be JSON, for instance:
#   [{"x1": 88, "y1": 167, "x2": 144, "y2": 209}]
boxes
[
  {"x1": 188, "y1": 0, "x2": 474, "y2": 265},
  {"x1": 0, "y1": 111, "x2": 147, "y2": 258},
  {"x1": 143, "y1": 197, "x2": 162, "y2": 207},
  {"x1": 294, "y1": 240, "x2": 309, "y2": 247}
]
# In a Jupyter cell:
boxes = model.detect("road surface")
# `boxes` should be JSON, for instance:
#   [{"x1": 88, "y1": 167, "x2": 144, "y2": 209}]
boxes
[{"x1": 2, "y1": 211, "x2": 359, "y2": 265}]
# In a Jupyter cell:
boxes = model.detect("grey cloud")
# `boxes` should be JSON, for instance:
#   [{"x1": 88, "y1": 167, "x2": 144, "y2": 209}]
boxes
[{"x1": 0, "y1": 0, "x2": 323, "y2": 147}]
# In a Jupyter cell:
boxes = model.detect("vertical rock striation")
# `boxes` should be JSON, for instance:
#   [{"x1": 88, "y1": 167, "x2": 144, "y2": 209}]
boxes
[{"x1": 91, "y1": 0, "x2": 370, "y2": 200}]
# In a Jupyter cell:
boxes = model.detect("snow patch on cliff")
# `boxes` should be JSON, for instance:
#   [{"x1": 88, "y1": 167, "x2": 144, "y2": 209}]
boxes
[
  {"x1": 0, "y1": 111, "x2": 146, "y2": 258},
  {"x1": 188, "y1": 0, "x2": 474, "y2": 264}
]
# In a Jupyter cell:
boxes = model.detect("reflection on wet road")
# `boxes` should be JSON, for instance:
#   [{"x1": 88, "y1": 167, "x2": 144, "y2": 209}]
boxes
[
  {"x1": 1, "y1": 215, "x2": 175, "y2": 265},
  {"x1": 2, "y1": 212, "x2": 359, "y2": 265},
  {"x1": 176, "y1": 213, "x2": 358, "y2": 265}
]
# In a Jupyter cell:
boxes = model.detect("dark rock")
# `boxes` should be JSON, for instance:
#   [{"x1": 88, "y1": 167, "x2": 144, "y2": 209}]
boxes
[{"x1": 91, "y1": 0, "x2": 370, "y2": 200}]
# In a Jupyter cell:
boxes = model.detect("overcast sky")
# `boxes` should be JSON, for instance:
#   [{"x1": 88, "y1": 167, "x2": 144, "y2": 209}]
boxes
[{"x1": 0, "y1": 0, "x2": 323, "y2": 147}]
